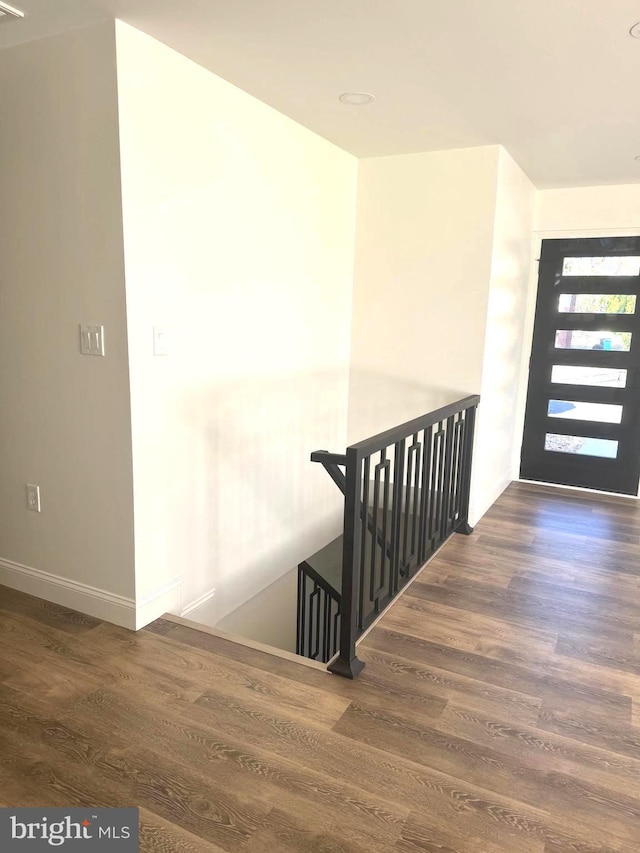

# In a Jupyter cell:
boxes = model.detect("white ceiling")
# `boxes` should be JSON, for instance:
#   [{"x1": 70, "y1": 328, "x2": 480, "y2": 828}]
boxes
[{"x1": 3, "y1": 0, "x2": 640, "y2": 188}]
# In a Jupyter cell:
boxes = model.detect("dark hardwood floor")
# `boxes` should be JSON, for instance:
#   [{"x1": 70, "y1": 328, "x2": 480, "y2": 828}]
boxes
[{"x1": 1, "y1": 481, "x2": 640, "y2": 852}]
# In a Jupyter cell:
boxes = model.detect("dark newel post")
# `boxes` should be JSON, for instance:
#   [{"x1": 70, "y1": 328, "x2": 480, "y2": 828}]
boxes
[
  {"x1": 328, "y1": 445, "x2": 365, "y2": 679},
  {"x1": 455, "y1": 404, "x2": 477, "y2": 536}
]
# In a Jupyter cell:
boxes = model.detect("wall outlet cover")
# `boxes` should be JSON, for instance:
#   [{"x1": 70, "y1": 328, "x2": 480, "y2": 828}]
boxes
[{"x1": 26, "y1": 484, "x2": 41, "y2": 512}]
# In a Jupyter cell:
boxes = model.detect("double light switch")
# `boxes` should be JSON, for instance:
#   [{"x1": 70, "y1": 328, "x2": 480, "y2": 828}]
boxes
[{"x1": 80, "y1": 325, "x2": 105, "y2": 356}]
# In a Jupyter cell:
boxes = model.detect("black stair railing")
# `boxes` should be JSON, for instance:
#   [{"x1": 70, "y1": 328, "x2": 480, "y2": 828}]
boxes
[
  {"x1": 297, "y1": 394, "x2": 479, "y2": 677},
  {"x1": 296, "y1": 563, "x2": 341, "y2": 662}
]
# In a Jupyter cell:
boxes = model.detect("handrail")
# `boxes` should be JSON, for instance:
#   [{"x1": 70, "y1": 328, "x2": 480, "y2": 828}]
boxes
[
  {"x1": 347, "y1": 394, "x2": 480, "y2": 456},
  {"x1": 310, "y1": 451, "x2": 348, "y2": 466},
  {"x1": 309, "y1": 393, "x2": 480, "y2": 679}
]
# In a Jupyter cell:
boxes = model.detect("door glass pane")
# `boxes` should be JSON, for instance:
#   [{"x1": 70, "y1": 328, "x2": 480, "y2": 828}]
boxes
[
  {"x1": 558, "y1": 294, "x2": 636, "y2": 314},
  {"x1": 551, "y1": 365, "x2": 627, "y2": 387},
  {"x1": 547, "y1": 400, "x2": 623, "y2": 424},
  {"x1": 562, "y1": 257, "x2": 640, "y2": 277},
  {"x1": 544, "y1": 434, "x2": 619, "y2": 458},
  {"x1": 555, "y1": 330, "x2": 632, "y2": 351}
]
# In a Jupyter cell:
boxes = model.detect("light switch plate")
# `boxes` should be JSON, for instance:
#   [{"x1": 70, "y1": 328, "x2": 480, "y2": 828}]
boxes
[
  {"x1": 80, "y1": 324, "x2": 105, "y2": 356},
  {"x1": 153, "y1": 326, "x2": 169, "y2": 356}
]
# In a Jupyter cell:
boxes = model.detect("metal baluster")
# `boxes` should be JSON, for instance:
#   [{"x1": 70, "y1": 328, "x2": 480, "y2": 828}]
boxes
[
  {"x1": 359, "y1": 455, "x2": 370, "y2": 631},
  {"x1": 391, "y1": 439, "x2": 405, "y2": 595},
  {"x1": 455, "y1": 405, "x2": 477, "y2": 536},
  {"x1": 378, "y1": 453, "x2": 391, "y2": 607},
  {"x1": 418, "y1": 426, "x2": 433, "y2": 564}
]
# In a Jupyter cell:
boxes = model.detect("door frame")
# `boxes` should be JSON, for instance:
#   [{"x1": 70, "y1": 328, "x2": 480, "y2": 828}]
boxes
[{"x1": 513, "y1": 227, "x2": 640, "y2": 500}]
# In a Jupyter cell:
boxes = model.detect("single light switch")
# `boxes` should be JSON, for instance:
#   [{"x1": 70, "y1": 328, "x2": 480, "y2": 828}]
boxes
[
  {"x1": 153, "y1": 326, "x2": 169, "y2": 356},
  {"x1": 80, "y1": 324, "x2": 105, "y2": 356}
]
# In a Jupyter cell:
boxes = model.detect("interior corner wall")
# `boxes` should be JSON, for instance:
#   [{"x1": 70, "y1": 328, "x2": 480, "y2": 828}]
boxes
[
  {"x1": 469, "y1": 148, "x2": 535, "y2": 523},
  {"x1": 114, "y1": 22, "x2": 358, "y2": 627},
  {"x1": 0, "y1": 22, "x2": 136, "y2": 624},
  {"x1": 347, "y1": 146, "x2": 501, "y2": 444}
]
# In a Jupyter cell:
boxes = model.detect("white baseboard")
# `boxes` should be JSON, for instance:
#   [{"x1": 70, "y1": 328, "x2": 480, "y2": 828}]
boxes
[
  {"x1": 180, "y1": 587, "x2": 215, "y2": 627},
  {"x1": 0, "y1": 557, "x2": 184, "y2": 631},
  {"x1": 515, "y1": 476, "x2": 640, "y2": 500},
  {"x1": 135, "y1": 576, "x2": 183, "y2": 630},
  {"x1": 0, "y1": 557, "x2": 136, "y2": 629}
]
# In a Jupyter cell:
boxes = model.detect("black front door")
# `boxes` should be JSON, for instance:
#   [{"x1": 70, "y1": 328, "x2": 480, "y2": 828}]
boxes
[{"x1": 520, "y1": 236, "x2": 640, "y2": 495}]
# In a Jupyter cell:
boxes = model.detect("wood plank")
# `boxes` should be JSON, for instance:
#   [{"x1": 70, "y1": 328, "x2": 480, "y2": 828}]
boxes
[
  {"x1": 138, "y1": 809, "x2": 229, "y2": 853},
  {"x1": 0, "y1": 584, "x2": 102, "y2": 634},
  {"x1": 192, "y1": 688, "x2": 609, "y2": 853},
  {"x1": 435, "y1": 701, "x2": 640, "y2": 799},
  {"x1": 359, "y1": 646, "x2": 543, "y2": 727},
  {"x1": 407, "y1": 576, "x2": 640, "y2": 638},
  {"x1": 67, "y1": 687, "x2": 409, "y2": 851},
  {"x1": 385, "y1": 594, "x2": 559, "y2": 659},
  {"x1": 363, "y1": 627, "x2": 633, "y2": 725},
  {"x1": 333, "y1": 702, "x2": 640, "y2": 850}
]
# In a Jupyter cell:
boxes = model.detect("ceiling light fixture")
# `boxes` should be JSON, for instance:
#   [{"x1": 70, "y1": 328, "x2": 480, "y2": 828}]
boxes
[
  {"x1": 339, "y1": 92, "x2": 375, "y2": 106},
  {"x1": 629, "y1": 22, "x2": 640, "y2": 38}
]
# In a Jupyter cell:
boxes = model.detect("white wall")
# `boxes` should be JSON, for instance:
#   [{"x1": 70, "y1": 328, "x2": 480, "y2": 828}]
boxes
[
  {"x1": 115, "y1": 23, "x2": 358, "y2": 624},
  {"x1": 0, "y1": 23, "x2": 137, "y2": 624},
  {"x1": 470, "y1": 149, "x2": 535, "y2": 521},
  {"x1": 349, "y1": 146, "x2": 500, "y2": 416},
  {"x1": 348, "y1": 144, "x2": 501, "y2": 458},
  {"x1": 349, "y1": 145, "x2": 513, "y2": 522},
  {"x1": 536, "y1": 185, "x2": 640, "y2": 233}
]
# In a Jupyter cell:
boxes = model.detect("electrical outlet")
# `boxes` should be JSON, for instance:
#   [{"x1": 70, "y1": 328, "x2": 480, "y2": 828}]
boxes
[{"x1": 26, "y1": 484, "x2": 41, "y2": 512}]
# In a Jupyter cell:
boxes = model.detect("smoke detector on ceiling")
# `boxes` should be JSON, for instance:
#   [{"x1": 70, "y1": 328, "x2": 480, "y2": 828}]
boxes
[{"x1": 0, "y1": 2, "x2": 25, "y2": 23}]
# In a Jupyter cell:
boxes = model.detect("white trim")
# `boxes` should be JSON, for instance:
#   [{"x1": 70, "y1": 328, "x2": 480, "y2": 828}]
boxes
[
  {"x1": 516, "y1": 477, "x2": 639, "y2": 500},
  {"x1": 135, "y1": 576, "x2": 183, "y2": 630},
  {"x1": 511, "y1": 231, "x2": 543, "y2": 478},
  {"x1": 179, "y1": 587, "x2": 216, "y2": 626},
  {"x1": 0, "y1": 557, "x2": 184, "y2": 631},
  {"x1": 181, "y1": 587, "x2": 216, "y2": 618},
  {"x1": 0, "y1": 556, "x2": 136, "y2": 628}
]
